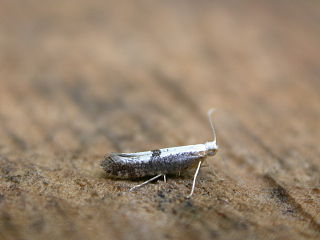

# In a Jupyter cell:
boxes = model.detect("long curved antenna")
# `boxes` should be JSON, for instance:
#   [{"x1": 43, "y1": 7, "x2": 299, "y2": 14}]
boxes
[{"x1": 207, "y1": 108, "x2": 217, "y2": 143}]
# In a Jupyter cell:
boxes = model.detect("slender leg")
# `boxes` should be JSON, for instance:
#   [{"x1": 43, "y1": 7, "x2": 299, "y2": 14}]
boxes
[
  {"x1": 163, "y1": 174, "x2": 167, "y2": 183},
  {"x1": 187, "y1": 161, "x2": 202, "y2": 198},
  {"x1": 129, "y1": 174, "x2": 163, "y2": 192}
]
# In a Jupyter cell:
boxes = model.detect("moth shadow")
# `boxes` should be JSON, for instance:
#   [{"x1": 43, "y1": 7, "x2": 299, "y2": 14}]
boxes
[{"x1": 99, "y1": 171, "x2": 193, "y2": 183}]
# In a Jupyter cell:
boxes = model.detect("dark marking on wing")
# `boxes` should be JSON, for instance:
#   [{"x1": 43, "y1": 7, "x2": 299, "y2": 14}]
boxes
[{"x1": 151, "y1": 149, "x2": 161, "y2": 158}]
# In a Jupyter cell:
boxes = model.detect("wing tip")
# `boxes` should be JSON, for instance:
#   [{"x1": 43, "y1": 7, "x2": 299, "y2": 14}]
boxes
[{"x1": 101, "y1": 153, "x2": 116, "y2": 167}]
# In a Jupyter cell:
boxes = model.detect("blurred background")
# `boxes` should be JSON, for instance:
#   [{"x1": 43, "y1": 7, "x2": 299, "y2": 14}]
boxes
[
  {"x1": 1, "y1": 0, "x2": 319, "y2": 153},
  {"x1": 0, "y1": 1, "x2": 319, "y2": 240}
]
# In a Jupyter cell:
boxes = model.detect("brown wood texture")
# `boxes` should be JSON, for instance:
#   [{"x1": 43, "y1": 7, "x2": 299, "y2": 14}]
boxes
[{"x1": 0, "y1": 1, "x2": 319, "y2": 239}]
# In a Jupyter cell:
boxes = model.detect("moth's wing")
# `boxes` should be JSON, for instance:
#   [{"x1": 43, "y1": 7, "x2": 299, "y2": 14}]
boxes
[
  {"x1": 105, "y1": 151, "x2": 153, "y2": 163},
  {"x1": 104, "y1": 144, "x2": 208, "y2": 164}
]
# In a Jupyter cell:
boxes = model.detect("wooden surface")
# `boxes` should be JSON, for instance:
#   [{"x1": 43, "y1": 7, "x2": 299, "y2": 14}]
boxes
[{"x1": 0, "y1": 1, "x2": 319, "y2": 239}]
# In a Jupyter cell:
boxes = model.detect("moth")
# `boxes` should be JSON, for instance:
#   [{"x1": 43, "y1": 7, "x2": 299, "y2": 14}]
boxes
[{"x1": 101, "y1": 109, "x2": 218, "y2": 198}]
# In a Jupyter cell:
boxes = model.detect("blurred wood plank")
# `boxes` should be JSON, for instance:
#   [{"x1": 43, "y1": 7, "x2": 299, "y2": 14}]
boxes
[{"x1": 0, "y1": 0, "x2": 319, "y2": 240}]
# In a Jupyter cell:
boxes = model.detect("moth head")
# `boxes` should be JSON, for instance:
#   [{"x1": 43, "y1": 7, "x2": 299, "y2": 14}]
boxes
[{"x1": 205, "y1": 141, "x2": 218, "y2": 156}]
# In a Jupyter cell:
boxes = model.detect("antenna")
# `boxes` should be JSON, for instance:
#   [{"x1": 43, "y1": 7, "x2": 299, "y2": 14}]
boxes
[{"x1": 207, "y1": 108, "x2": 217, "y2": 143}]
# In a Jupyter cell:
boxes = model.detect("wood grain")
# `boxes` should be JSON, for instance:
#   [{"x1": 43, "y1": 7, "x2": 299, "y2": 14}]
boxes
[{"x1": 0, "y1": 0, "x2": 319, "y2": 239}]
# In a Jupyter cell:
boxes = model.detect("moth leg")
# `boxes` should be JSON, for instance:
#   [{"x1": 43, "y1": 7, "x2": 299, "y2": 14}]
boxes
[
  {"x1": 129, "y1": 174, "x2": 163, "y2": 192},
  {"x1": 163, "y1": 174, "x2": 167, "y2": 183},
  {"x1": 187, "y1": 161, "x2": 202, "y2": 198}
]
